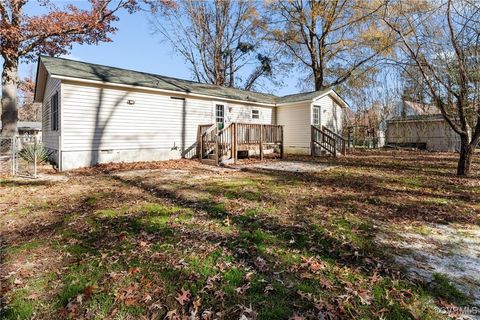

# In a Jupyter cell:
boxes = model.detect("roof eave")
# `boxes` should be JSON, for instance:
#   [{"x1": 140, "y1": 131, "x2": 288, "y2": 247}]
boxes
[
  {"x1": 34, "y1": 57, "x2": 48, "y2": 103},
  {"x1": 312, "y1": 89, "x2": 349, "y2": 109},
  {"x1": 275, "y1": 99, "x2": 313, "y2": 106},
  {"x1": 51, "y1": 74, "x2": 277, "y2": 107}
]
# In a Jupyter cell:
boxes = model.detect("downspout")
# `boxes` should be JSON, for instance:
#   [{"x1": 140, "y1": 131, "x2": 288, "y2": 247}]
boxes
[{"x1": 59, "y1": 82, "x2": 63, "y2": 171}]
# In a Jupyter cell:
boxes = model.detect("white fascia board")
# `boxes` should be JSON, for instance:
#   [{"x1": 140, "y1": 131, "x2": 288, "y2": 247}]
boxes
[
  {"x1": 312, "y1": 90, "x2": 349, "y2": 109},
  {"x1": 275, "y1": 100, "x2": 312, "y2": 106}
]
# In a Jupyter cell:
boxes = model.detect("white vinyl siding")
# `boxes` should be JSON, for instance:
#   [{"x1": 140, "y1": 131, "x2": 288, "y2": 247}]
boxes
[
  {"x1": 42, "y1": 76, "x2": 61, "y2": 151},
  {"x1": 277, "y1": 102, "x2": 311, "y2": 149},
  {"x1": 61, "y1": 81, "x2": 213, "y2": 153},
  {"x1": 226, "y1": 103, "x2": 275, "y2": 124},
  {"x1": 312, "y1": 96, "x2": 343, "y2": 134},
  {"x1": 59, "y1": 81, "x2": 277, "y2": 169}
]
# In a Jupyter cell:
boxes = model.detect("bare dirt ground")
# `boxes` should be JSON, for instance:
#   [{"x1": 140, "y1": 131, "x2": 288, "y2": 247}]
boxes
[
  {"x1": 1, "y1": 151, "x2": 479, "y2": 319},
  {"x1": 378, "y1": 223, "x2": 480, "y2": 307}
]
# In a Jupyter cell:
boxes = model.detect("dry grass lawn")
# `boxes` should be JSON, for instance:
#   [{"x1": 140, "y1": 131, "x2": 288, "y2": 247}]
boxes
[{"x1": 0, "y1": 151, "x2": 479, "y2": 319}]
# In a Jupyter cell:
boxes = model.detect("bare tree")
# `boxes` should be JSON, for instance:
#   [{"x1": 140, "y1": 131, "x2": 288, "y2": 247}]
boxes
[
  {"x1": 268, "y1": 0, "x2": 395, "y2": 91},
  {"x1": 382, "y1": 0, "x2": 480, "y2": 176},
  {"x1": 0, "y1": 0, "x2": 144, "y2": 136},
  {"x1": 17, "y1": 77, "x2": 40, "y2": 121},
  {"x1": 150, "y1": 0, "x2": 279, "y2": 90}
]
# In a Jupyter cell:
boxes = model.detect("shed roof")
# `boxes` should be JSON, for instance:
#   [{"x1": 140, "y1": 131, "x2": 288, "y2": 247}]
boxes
[
  {"x1": 0, "y1": 121, "x2": 42, "y2": 131},
  {"x1": 35, "y1": 56, "x2": 347, "y2": 107}
]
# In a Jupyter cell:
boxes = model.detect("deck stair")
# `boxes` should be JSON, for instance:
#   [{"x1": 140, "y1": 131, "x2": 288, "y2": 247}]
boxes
[{"x1": 311, "y1": 125, "x2": 347, "y2": 157}]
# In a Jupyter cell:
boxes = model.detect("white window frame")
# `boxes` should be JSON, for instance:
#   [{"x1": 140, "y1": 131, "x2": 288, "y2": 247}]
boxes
[
  {"x1": 312, "y1": 105, "x2": 320, "y2": 126},
  {"x1": 214, "y1": 103, "x2": 225, "y2": 129},
  {"x1": 251, "y1": 109, "x2": 260, "y2": 120},
  {"x1": 51, "y1": 91, "x2": 59, "y2": 131}
]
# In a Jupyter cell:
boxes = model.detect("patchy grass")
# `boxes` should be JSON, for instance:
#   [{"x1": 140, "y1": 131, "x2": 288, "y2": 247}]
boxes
[
  {"x1": 431, "y1": 273, "x2": 469, "y2": 305},
  {"x1": 0, "y1": 151, "x2": 479, "y2": 319}
]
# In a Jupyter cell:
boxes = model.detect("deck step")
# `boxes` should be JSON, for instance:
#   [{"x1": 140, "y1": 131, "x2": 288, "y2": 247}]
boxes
[{"x1": 201, "y1": 158, "x2": 217, "y2": 166}]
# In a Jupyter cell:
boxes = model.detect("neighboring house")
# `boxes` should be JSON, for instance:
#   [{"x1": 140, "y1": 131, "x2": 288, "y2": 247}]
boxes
[
  {"x1": 0, "y1": 121, "x2": 42, "y2": 141},
  {"x1": 33, "y1": 56, "x2": 348, "y2": 170},
  {"x1": 383, "y1": 101, "x2": 461, "y2": 152}
]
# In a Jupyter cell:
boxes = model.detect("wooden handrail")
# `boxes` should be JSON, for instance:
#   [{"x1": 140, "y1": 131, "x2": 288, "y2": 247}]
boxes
[
  {"x1": 200, "y1": 124, "x2": 217, "y2": 160},
  {"x1": 198, "y1": 122, "x2": 285, "y2": 164},
  {"x1": 311, "y1": 125, "x2": 343, "y2": 156},
  {"x1": 321, "y1": 125, "x2": 347, "y2": 155},
  {"x1": 321, "y1": 126, "x2": 346, "y2": 142}
]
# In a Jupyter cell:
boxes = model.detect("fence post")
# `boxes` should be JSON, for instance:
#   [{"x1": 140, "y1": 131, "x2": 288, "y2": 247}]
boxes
[
  {"x1": 11, "y1": 138, "x2": 15, "y2": 176},
  {"x1": 34, "y1": 138, "x2": 37, "y2": 178}
]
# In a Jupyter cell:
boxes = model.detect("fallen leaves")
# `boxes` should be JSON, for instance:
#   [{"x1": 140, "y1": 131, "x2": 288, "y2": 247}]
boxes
[
  {"x1": 175, "y1": 288, "x2": 191, "y2": 306},
  {"x1": 234, "y1": 283, "x2": 250, "y2": 295},
  {"x1": 2, "y1": 151, "x2": 477, "y2": 319},
  {"x1": 300, "y1": 256, "x2": 327, "y2": 274}
]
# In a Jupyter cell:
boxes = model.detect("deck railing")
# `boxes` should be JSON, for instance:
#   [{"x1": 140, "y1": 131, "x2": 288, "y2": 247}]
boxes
[
  {"x1": 311, "y1": 125, "x2": 347, "y2": 156},
  {"x1": 217, "y1": 123, "x2": 234, "y2": 159},
  {"x1": 199, "y1": 124, "x2": 217, "y2": 160},
  {"x1": 322, "y1": 126, "x2": 347, "y2": 155},
  {"x1": 198, "y1": 123, "x2": 284, "y2": 164}
]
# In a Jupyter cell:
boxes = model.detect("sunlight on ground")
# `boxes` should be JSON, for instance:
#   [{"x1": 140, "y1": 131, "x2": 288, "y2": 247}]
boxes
[{"x1": 1, "y1": 151, "x2": 479, "y2": 319}]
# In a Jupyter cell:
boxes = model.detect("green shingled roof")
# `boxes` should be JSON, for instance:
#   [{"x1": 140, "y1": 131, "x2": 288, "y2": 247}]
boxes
[{"x1": 39, "y1": 56, "x2": 332, "y2": 105}]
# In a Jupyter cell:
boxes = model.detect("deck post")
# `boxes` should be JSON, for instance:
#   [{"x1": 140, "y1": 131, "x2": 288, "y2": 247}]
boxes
[
  {"x1": 280, "y1": 125, "x2": 285, "y2": 159},
  {"x1": 233, "y1": 123, "x2": 238, "y2": 164},
  {"x1": 215, "y1": 127, "x2": 219, "y2": 165},
  {"x1": 259, "y1": 124, "x2": 264, "y2": 160},
  {"x1": 310, "y1": 126, "x2": 314, "y2": 156},
  {"x1": 197, "y1": 126, "x2": 202, "y2": 159}
]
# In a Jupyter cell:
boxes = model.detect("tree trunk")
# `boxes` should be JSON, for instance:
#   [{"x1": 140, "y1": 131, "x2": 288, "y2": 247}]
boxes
[
  {"x1": 313, "y1": 65, "x2": 324, "y2": 91},
  {"x1": 457, "y1": 137, "x2": 474, "y2": 176},
  {"x1": 1, "y1": 57, "x2": 19, "y2": 136}
]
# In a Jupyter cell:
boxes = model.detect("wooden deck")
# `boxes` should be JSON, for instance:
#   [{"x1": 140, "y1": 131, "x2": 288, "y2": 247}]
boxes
[{"x1": 198, "y1": 123, "x2": 284, "y2": 165}]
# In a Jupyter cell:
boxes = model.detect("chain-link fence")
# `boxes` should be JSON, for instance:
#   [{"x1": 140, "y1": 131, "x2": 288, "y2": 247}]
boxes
[
  {"x1": 0, "y1": 137, "x2": 15, "y2": 176},
  {"x1": 0, "y1": 135, "x2": 44, "y2": 178}
]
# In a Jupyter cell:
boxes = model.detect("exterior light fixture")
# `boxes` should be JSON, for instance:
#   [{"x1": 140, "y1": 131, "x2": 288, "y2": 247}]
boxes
[{"x1": 127, "y1": 99, "x2": 135, "y2": 105}]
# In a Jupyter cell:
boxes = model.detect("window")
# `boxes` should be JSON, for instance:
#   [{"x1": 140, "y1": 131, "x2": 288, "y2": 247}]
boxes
[
  {"x1": 313, "y1": 106, "x2": 320, "y2": 125},
  {"x1": 215, "y1": 104, "x2": 224, "y2": 129},
  {"x1": 251, "y1": 109, "x2": 260, "y2": 119},
  {"x1": 51, "y1": 92, "x2": 59, "y2": 131}
]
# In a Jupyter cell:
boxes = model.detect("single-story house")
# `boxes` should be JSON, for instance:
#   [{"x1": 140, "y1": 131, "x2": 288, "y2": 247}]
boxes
[{"x1": 33, "y1": 56, "x2": 348, "y2": 170}]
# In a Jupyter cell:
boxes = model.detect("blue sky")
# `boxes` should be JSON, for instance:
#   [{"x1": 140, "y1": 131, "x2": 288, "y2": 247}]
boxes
[{"x1": 14, "y1": 1, "x2": 300, "y2": 96}]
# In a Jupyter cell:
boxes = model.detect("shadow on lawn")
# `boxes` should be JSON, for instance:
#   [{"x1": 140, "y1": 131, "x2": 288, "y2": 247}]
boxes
[
  {"x1": 3, "y1": 152, "x2": 478, "y2": 319},
  {"x1": 287, "y1": 152, "x2": 480, "y2": 179},
  {"x1": 71, "y1": 174, "x2": 412, "y2": 318},
  {"x1": 0, "y1": 179, "x2": 53, "y2": 187},
  {"x1": 240, "y1": 166, "x2": 478, "y2": 225}
]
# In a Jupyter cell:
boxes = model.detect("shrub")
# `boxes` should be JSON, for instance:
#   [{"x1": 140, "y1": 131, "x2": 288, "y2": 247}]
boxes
[{"x1": 18, "y1": 144, "x2": 52, "y2": 165}]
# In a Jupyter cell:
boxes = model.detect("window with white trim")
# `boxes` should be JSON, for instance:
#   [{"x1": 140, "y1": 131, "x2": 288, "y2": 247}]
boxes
[
  {"x1": 215, "y1": 104, "x2": 225, "y2": 129},
  {"x1": 251, "y1": 109, "x2": 260, "y2": 119},
  {"x1": 51, "y1": 92, "x2": 59, "y2": 131},
  {"x1": 313, "y1": 106, "x2": 320, "y2": 125}
]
